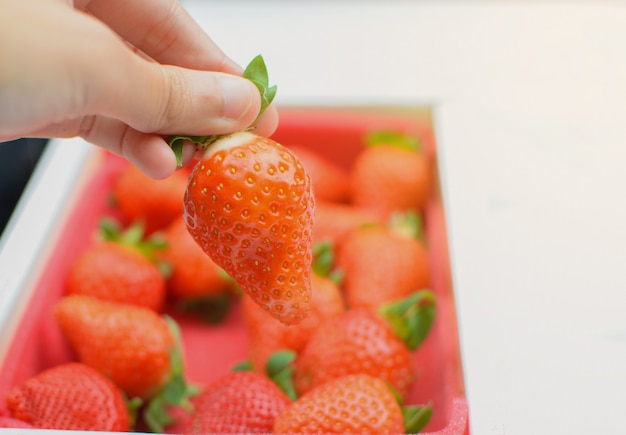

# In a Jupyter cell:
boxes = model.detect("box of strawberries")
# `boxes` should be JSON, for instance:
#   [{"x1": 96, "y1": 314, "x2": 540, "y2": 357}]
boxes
[{"x1": 0, "y1": 107, "x2": 468, "y2": 434}]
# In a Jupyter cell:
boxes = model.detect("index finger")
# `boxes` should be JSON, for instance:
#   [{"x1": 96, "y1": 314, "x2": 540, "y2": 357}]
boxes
[{"x1": 81, "y1": 0, "x2": 241, "y2": 73}]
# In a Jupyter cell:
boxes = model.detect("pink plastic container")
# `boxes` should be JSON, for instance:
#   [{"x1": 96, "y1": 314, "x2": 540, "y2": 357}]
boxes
[{"x1": 0, "y1": 108, "x2": 468, "y2": 434}]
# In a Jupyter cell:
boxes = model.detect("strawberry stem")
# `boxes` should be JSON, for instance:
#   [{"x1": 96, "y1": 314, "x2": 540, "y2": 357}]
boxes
[
  {"x1": 143, "y1": 316, "x2": 199, "y2": 433},
  {"x1": 167, "y1": 54, "x2": 277, "y2": 166},
  {"x1": 378, "y1": 290, "x2": 436, "y2": 351}
]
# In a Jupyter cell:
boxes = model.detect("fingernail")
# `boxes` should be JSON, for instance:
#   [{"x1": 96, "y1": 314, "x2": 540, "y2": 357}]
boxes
[{"x1": 219, "y1": 76, "x2": 255, "y2": 122}]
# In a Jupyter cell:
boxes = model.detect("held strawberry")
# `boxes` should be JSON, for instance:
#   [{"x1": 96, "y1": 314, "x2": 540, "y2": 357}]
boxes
[
  {"x1": 6, "y1": 363, "x2": 129, "y2": 431},
  {"x1": 169, "y1": 56, "x2": 315, "y2": 326}
]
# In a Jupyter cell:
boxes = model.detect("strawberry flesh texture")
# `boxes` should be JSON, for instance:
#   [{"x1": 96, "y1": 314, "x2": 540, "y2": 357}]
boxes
[
  {"x1": 184, "y1": 132, "x2": 315, "y2": 325},
  {"x1": 6, "y1": 363, "x2": 129, "y2": 431},
  {"x1": 273, "y1": 374, "x2": 404, "y2": 434}
]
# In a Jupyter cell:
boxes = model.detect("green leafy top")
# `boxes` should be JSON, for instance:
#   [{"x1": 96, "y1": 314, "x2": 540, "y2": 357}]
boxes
[
  {"x1": 143, "y1": 316, "x2": 200, "y2": 433},
  {"x1": 365, "y1": 130, "x2": 421, "y2": 152},
  {"x1": 168, "y1": 54, "x2": 277, "y2": 165},
  {"x1": 378, "y1": 290, "x2": 436, "y2": 351}
]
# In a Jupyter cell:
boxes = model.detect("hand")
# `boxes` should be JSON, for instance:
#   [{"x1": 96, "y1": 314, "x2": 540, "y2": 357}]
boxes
[{"x1": 0, "y1": 0, "x2": 279, "y2": 179}]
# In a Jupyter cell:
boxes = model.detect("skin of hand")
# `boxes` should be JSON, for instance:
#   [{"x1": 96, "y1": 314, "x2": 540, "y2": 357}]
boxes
[{"x1": 0, "y1": 0, "x2": 279, "y2": 179}]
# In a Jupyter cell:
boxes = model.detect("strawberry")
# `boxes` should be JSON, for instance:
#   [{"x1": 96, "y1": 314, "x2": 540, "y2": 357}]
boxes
[
  {"x1": 335, "y1": 213, "x2": 429, "y2": 310},
  {"x1": 273, "y1": 374, "x2": 404, "y2": 434},
  {"x1": 350, "y1": 130, "x2": 433, "y2": 220},
  {"x1": 157, "y1": 215, "x2": 234, "y2": 322},
  {"x1": 242, "y1": 273, "x2": 345, "y2": 373},
  {"x1": 292, "y1": 291, "x2": 436, "y2": 400},
  {"x1": 169, "y1": 56, "x2": 315, "y2": 326},
  {"x1": 54, "y1": 295, "x2": 195, "y2": 432},
  {"x1": 288, "y1": 145, "x2": 350, "y2": 203},
  {"x1": 312, "y1": 200, "x2": 381, "y2": 246},
  {"x1": 6, "y1": 362, "x2": 129, "y2": 431},
  {"x1": 293, "y1": 308, "x2": 414, "y2": 399},
  {"x1": 112, "y1": 162, "x2": 189, "y2": 234},
  {"x1": 66, "y1": 220, "x2": 166, "y2": 312},
  {"x1": 169, "y1": 371, "x2": 291, "y2": 434}
]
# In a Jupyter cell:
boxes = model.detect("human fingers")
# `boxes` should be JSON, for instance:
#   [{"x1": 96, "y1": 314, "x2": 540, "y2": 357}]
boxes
[
  {"x1": 253, "y1": 105, "x2": 280, "y2": 138},
  {"x1": 81, "y1": 0, "x2": 241, "y2": 73},
  {"x1": 82, "y1": 0, "x2": 282, "y2": 135},
  {"x1": 28, "y1": 115, "x2": 197, "y2": 179}
]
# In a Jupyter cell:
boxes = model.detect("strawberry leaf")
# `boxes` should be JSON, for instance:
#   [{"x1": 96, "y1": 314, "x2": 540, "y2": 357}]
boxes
[
  {"x1": 365, "y1": 130, "x2": 421, "y2": 152},
  {"x1": 387, "y1": 212, "x2": 424, "y2": 240},
  {"x1": 403, "y1": 402, "x2": 433, "y2": 433},
  {"x1": 231, "y1": 360, "x2": 253, "y2": 372},
  {"x1": 143, "y1": 316, "x2": 200, "y2": 433},
  {"x1": 378, "y1": 290, "x2": 436, "y2": 351},
  {"x1": 123, "y1": 395, "x2": 143, "y2": 430},
  {"x1": 98, "y1": 218, "x2": 171, "y2": 275},
  {"x1": 265, "y1": 350, "x2": 297, "y2": 401},
  {"x1": 243, "y1": 55, "x2": 276, "y2": 121},
  {"x1": 168, "y1": 55, "x2": 277, "y2": 165}
]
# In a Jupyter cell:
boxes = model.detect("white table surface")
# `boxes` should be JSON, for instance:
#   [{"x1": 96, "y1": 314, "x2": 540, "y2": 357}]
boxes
[
  {"x1": 2, "y1": 1, "x2": 626, "y2": 434},
  {"x1": 180, "y1": 1, "x2": 626, "y2": 434}
]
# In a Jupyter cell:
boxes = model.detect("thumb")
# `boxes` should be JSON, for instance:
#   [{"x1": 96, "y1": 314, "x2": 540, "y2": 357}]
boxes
[{"x1": 89, "y1": 48, "x2": 262, "y2": 137}]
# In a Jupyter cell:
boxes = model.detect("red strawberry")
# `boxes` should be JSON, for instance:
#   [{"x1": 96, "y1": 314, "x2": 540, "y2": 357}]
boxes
[
  {"x1": 0, "y1": 417, "x2": 34, "y2": 428},
  {"x1": 288, "y1": 145, "x2": 350, "y2": 203},
  {"x1": 169, "y1": 371, "x2": 291, "y2": 434},
  {"x1": 170, "y1": 56, "x2": 315, "y2": 326},
  {"x1": 54, "y1": 295, "x2": 195, "y2": 432},
  {"x1": 335, "y1": 214, "x2": 429, "y2": 310},
  {"x1": 6, "y1": 362, "x2": 129, "y2": 431},
  {"x1": 273, "y1": 374, "x2": 404, "y2": 434},
  {"x1": 242, "y1": 273, "x2": 345, "y2": 372},
  {"x1": 66, "y1": 221, "x2": 166, "y2": 312},
  {"x1": 158, "y1": 215, "x2": 234, "y2": 309},
  {"x1": 350, "y1": 131, "x2": 432, "y2": 220},
  {"x1": 312, "y1": 201, "x2": 381, "y2": 246},
  {"x1": 113, "y1": 163, "x2": 188, "y2": 234},
  {"x1": 292, "y1": 307, "x2": 416, "y2": 399}
]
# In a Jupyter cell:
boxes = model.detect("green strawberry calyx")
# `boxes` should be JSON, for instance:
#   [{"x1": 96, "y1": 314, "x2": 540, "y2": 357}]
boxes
[
  {"x1": 386, "y1": 382, "x2": 433, "y2": 433},
  {"x1": 387, "y1": 211, "x2": 424, "y2": 241},
  {"x1": 143, "y1": 316, "x2": 200, "y2": 433},
  {"x1": 232, "y1": 350, "x2": 298, "y2": 401},
  {"x1": 168, "y1": 54, "x2": 277, "y2": 166},
  {"x1": 403, "y1": 402, "x2": 434, "y2": 433},
  {"x1": 378, "y1": 289, "x2": 436, "y2": 351},
  {"x1": 365, "y1": 130, "x2": 421, "y2": 152},
  {"x1": 98, "y1": 218, "x2": 171, "y2": 277},
  {"x1": 312, "y1": 240, "x2": 344, "y2": 285}
]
